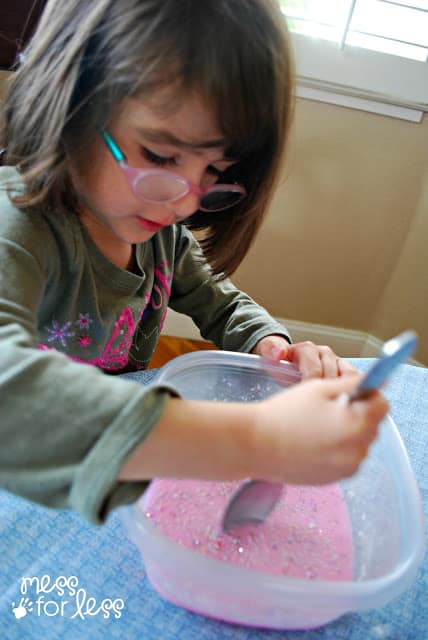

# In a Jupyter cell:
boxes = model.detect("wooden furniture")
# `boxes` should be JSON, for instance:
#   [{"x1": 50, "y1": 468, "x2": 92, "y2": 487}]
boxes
[{"x1": 148, "y1": 335, "x2": 216, "y2": 369}]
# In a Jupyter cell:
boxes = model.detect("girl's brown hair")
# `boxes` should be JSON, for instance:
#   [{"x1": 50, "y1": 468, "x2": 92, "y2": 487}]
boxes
[{"x1": 0, "y1": 0, "x2": 294, "y2": 277}]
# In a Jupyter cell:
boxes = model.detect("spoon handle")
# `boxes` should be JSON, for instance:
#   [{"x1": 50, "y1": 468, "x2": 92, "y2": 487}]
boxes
[{"x1": 348, "y1": 330, "x2": 418, "y2": 402}]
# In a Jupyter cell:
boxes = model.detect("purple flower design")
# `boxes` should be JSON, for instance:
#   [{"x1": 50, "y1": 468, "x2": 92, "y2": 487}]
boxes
[
  {"x1": 45, "y1": 320, "x2": 75, "y2": 347},
  {"x1": 76, "y1": 313, "x2": 93, "y2": 330}
]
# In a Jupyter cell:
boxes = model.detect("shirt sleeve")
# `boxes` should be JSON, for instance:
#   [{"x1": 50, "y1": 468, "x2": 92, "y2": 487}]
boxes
[
  {"x1": 169, "y1": 226, "x2": 292, "y2": 352},
  {"x1": 0, "y1": 197, "x2": 179, "y2": 525}
]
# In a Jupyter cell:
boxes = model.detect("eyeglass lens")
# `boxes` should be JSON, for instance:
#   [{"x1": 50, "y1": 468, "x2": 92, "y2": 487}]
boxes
[
  {"x1": 199, "y1": 189, "x2": 244, "y2": 211},
  {"x1": 134, "y1": 175, "x2": 244, "y2": 211}
]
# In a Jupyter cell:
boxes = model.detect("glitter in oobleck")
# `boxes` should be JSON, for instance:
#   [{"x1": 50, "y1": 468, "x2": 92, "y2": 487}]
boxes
[{"x1": 140, "y1": 480, "x2": 354, "y2": 581}]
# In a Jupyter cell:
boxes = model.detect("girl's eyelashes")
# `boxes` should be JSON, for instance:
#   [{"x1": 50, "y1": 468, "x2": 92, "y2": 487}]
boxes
[
  {"x1": 206, "y1": 165, "x2": 223, "y2": 178},
  {"x1": 141, "y1": 146, "x2": 174, "y2": 167},
  {"x1": 141, "y1": 145, "x2": 232, "y2": 179}
]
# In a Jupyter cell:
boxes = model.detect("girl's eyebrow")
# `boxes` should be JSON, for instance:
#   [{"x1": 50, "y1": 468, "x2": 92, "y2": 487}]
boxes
[{"x1": 136, "y1": 127, "x2": 227, "y2": 151}]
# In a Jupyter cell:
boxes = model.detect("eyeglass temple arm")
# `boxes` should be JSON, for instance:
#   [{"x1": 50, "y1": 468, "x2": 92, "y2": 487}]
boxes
[{"x1": 102, "y1": 131, "x2": 125, "y2": 163}]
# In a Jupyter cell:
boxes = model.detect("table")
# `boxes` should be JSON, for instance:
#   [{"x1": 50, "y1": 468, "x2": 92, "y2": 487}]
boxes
[{"x1": 0, "y1": 360, "x2": 426, "y2": 640}]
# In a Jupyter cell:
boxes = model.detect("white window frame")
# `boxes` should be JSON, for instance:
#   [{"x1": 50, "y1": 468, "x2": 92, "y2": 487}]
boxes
[{"x1": 284, "y1": 3, "x2": 428, "y2": 122}]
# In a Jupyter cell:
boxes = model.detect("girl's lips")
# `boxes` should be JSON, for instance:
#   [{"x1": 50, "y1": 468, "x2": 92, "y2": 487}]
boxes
[{"x1": 136, "y1": 216, "x2": 165, "y2": 232}]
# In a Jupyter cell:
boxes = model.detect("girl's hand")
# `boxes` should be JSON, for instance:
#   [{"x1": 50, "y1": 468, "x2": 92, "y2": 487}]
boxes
[
  {"x1": 119, "y1": 371, "x2": 388, "y2": 488},
  {"x1": 251, "y1": 374, "x2": 389, "y2": 485},
  {"x1": 252, "y1": 335, "x2": 357, "y2": 379}
]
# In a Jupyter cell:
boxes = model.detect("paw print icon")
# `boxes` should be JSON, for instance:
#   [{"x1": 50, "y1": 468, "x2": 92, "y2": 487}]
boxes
[{"x1": 11, "y1": 597, "x2": 33, "y2": 619}]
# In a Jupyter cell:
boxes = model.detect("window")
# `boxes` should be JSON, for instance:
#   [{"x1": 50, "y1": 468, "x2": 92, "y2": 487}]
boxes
[{"x1": 280, "y1": 0, "x2": 428, "y2": 121}]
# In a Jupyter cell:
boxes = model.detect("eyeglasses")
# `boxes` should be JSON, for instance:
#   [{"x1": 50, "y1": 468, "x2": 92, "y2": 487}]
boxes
[{"x1": 101, "y1": 131, "x2": 247, "y2": 212}]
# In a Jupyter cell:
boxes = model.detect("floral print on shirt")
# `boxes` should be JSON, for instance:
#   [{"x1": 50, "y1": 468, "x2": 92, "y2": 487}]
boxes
[{"x1": 38, "y1": 260, "x2": 173, "y2": 371}]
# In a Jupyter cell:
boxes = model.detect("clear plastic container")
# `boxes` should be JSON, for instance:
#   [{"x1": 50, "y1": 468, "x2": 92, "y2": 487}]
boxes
[{"x1": 122, "y1": 351, "x2": 425, "y2": 630}]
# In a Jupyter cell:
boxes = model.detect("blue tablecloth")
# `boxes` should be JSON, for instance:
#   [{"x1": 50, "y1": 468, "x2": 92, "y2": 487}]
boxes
[{"x1": 0, "y1": 360, "x2": 426, "y2": 640}]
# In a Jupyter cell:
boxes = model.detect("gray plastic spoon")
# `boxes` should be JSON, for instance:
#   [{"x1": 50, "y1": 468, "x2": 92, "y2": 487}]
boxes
[
  {"x1": 221, "y1": 479, "x2": 284, "y2": 533},
  {"x1": 221, "y1": 331, "x2": 418, "y2": 534}
]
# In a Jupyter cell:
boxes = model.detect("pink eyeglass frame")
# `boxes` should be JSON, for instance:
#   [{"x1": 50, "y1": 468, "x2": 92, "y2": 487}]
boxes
[{"x1": 102, "y1": 131, "x2": 247, "y2": 211}]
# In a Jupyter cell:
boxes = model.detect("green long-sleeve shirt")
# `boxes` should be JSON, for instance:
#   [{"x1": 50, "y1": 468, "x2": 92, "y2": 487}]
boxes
[{"x1": 0, "y1": 166, "x2": 290, "y2": 524}]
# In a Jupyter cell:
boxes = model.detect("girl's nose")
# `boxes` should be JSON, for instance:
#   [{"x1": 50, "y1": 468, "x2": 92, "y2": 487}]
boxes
[
  {"x1": 170, "y1": 191, "x2": 201, "y2": 220},
  {"x1": 167, "y1": 161, "x2": 206, "y2": 220}
]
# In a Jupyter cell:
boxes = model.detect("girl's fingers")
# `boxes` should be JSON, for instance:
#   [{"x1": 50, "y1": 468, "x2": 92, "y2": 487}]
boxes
[
  {"x1": 287, "y1": 342, "x2": 323, "y2": 379},
  {"x1": 319, "y1": 347, "x2": 341, "y2": 378},
  {"x1": 337, "y1": 358, "x2": 359, "y2": 377},
  {"x1": 287, "y1": 343, "x2": 358, "y2": 380},
  {"x1": 313, "y1": 373, "x2": 365, "y2": 398}
]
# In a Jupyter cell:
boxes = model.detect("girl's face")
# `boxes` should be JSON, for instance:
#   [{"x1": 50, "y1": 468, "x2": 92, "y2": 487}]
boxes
[{"x1": 74, "y1": 90, "x2": 236, "y2": 268}]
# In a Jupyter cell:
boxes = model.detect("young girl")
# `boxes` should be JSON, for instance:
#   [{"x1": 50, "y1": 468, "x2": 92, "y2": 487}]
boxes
[{"x1": 0, "y1": 0, "x2": 387, "y2": 524}]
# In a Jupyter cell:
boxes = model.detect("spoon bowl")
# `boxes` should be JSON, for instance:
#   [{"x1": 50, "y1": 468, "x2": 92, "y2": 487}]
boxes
[{"x1": 221, "y1": 479, "x2": 284, "y2": 533}]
